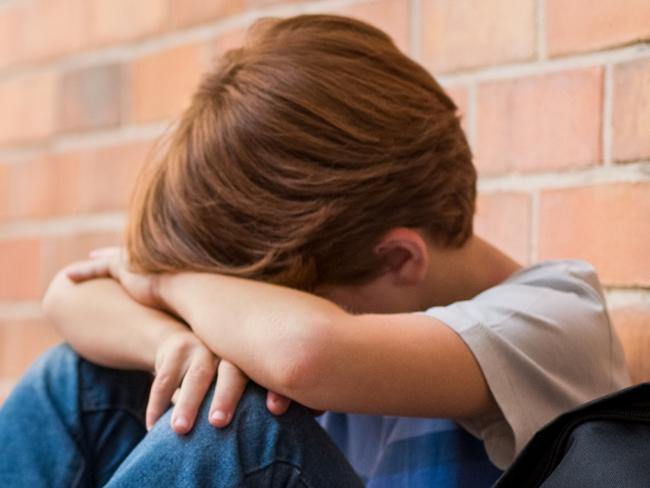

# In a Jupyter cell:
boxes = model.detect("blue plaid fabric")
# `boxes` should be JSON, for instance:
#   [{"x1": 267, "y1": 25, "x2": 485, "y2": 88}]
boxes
[{"x1": 318, "y1": 412, "x2": 502, "y2": 487}]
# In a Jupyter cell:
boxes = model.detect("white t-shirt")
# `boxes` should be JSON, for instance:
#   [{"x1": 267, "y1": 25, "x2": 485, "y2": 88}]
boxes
[{"x1": 424, "y1": 259, "x2": 631, "y2": 468}]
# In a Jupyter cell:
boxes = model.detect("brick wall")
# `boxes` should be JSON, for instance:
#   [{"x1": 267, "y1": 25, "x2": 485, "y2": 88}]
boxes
[{"x1": 1, "y1": 0, "x2": 649, "y2": 402}]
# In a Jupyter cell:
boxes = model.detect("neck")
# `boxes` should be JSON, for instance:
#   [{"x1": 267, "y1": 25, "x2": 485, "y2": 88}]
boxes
[{"x1": 421, "y1": 235, "x2": 522, "y2": 308}]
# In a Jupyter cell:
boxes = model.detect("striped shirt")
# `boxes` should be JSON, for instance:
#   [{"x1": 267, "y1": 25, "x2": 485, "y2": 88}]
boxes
[{"x1": 318, "y1": 260, "x2": 630, "y2": 486}]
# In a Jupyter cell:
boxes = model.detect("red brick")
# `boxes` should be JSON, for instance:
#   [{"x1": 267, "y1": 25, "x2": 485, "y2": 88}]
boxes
[
  {"x1": 0, "y1": 239, "x2": 43, "y2": 301},
  {"x1": 5, "y1": 153, "x2": 82, "y2": 220},
  {"x1": 58, "y1": 63, "x2": 124, "y2": 133},
  {"x1": 0, "y1": 71, "x2": 58, "y2": 145},
  {"x1": 539, "y1": 183, "x2": 650, "y2": 286},
  {"x1": 0, "y1": 318, "x2": 62, "y2": 378},
  {"x1": 474, "y1": 192, "x2": 531, "y2": 265},
  {"x1": 80, "y1": 140, "x2": 153, "y2": 212},
  {"x1": 89, "y1": 0, "x2": 168, "y2": 45},
  {"x1": 476, "y1": 68, "x2": 603, "y2": 175},
  {"x1": 612, "y1": 57, "x2": 650, "y2": 163},
  {"x1": 41, "y1": 231, "x2": 123, "y2": 289},
  {"x1": 334, "y1": 0, "x2": 411, "y2": 55},
  {"x1": 546, "y1": 0, "x2": 650, "y2": 57},
  {"x1": 169, "y1": 0, "x2": 245, "y2": 29},
  {"x1": 421, "y1": 0, "x2": 536, "y2": 73},
  {"x1": 610, "y1": 305, "x2": 650, "y2": 384},
  {"x1": 131, "y1": 43, "x2": 208, "y2": 123}
]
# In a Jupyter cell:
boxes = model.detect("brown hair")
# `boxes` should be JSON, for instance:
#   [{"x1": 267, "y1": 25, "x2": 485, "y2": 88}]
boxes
[{"x1": 126, "y1": 14, "x2": 475, "y2": 290}]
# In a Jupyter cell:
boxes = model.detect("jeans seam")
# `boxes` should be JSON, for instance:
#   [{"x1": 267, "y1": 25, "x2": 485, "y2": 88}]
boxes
[
  {"x1": 82, "y1": 405, "x2": 147, "y2": 423},
  {"x1": 238, "y1": 459, "x2": 314, "y2": 488}
]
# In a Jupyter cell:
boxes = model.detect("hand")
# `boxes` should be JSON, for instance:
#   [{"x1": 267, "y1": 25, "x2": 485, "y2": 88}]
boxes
[
  {"x1": 151, "y1": 330, "x2": 293, "y2": 433},
  {"x1": 65, "y1": 249, "x2": 294, "y2": 425},
  {"x1": 65, "y1": 247, "x2": 161, "y2": 309}
]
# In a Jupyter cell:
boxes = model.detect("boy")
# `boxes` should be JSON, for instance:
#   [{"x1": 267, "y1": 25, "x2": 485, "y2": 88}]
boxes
[{"x1": 0, "y1": 14, "x2": 630, "y2": 487}]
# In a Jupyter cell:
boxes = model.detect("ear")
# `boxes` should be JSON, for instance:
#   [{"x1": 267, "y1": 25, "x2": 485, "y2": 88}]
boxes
[{"x1": 374, "y1": 228, "x2": 429, "y2": 286}]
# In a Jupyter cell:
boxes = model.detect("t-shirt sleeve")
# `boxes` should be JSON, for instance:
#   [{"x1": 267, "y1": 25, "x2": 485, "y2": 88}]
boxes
[{"x1": 423, "y1": 260, "x2": 630, "y2": 469}]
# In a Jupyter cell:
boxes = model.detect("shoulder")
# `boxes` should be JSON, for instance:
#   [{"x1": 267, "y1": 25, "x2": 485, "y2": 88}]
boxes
[
  {"x1": 423, "y1": 259, "x2": 630, "y2": 468},
  {"x1": 425, "y1": 259, "x2": 608, "y2": 338}
]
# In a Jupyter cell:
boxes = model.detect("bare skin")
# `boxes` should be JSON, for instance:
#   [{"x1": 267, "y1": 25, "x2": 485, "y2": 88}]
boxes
[{"x1": 46, "y1": 229, "x2": 521, "y2": 434}]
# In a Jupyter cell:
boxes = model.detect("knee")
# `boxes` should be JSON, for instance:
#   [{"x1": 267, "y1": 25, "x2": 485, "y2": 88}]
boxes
[
  {"x1": 120, "y1": 383, "x2": 320, "y2": 484},
  {"x1": 23, "y1": 342, "x2": 80, "y2": 385},
  {"x1": 213, "y1": 382, "x2": 315, "y2": 438},
  {"x1": 146, "y1": 382, "x2": 317, "y2": 456}
]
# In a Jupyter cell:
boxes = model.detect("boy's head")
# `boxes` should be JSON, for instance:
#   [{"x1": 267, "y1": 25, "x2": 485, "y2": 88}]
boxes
[{"x1": 126, "y1": 14, "x2": 476, "y2": 296}]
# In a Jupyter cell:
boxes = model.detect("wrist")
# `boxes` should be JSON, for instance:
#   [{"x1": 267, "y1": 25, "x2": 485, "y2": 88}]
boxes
[
  {"x1": 154, "y1": 273, "x2": 181, "y2": 316},
  {"x1": 150, "y1": 273, "x2": 164, "y2": 309}
]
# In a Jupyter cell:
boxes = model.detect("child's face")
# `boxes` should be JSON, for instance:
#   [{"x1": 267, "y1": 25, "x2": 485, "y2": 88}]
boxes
[{"x1": 315, "y1": 275, "x2": 423, "y2": 315}]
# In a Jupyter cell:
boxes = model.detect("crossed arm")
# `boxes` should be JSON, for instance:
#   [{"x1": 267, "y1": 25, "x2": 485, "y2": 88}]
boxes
[{"x1": 43, "y1": 251, "x2": 497, "y2": 434}]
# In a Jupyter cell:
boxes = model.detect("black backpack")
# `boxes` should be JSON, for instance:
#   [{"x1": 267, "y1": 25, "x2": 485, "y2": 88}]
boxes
[{"x1": 494, "y1": 383, "x2": 650, "y2": 487}]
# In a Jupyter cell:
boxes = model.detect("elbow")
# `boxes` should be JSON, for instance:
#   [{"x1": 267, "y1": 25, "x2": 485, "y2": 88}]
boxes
[
  {"x1": 267, "y1": 316, "x2": 332, "y2": 402},
  {"x1": 41, "y1": 269, "x2": 73, "y2": 327}
]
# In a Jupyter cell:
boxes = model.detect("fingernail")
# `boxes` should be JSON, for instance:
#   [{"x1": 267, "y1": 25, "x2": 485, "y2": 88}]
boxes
[
  {"x1": 173, "y1": 416, "x2": 189, "y2": 431},
  {"x1": 210, "y1": 410, "x2": 228, "y2": 424}
]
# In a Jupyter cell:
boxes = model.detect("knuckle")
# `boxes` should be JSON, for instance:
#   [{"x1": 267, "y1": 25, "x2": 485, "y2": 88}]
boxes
[
  {"x1": 219, "y1": 360, "x2": 243, "y2": 378},
  {"x1": 153, "y1": 374, "x2": 174, "y2": 391},
  {"x1": 187, "y1": 365, "x2": 213, "y2": 383},
  {"x1": 212, "y1": 392, "x2": 235, "y2": 410}
]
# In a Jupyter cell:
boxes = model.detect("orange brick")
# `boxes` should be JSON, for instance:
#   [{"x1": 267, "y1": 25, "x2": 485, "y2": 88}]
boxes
[
  {"x1": 476, "y1": 67, "x2": 603, "y2": 175},
  {"x1": 335, "y1": 0, "x2": 411, "y2": 55},
  {"x1": 17, "y1": 0, "x2": 87, "y2": 62},
  {"x1": 610, "y1": 305, "x2": 650, "y2": 384},
  {"x1": 0, "y1": 318, "x2": 62, "y2": 378},
  {"x1": 5, "y1": 153, "x2": 82, "y2": 220},
  {"x1": 546, "y1": 0, "x2": 650, "y2": 57},
  {"x1": 80, "y1": 140, "x2": 153, "y2": 212},
  {"x1": 539, "y1": 183, "x2": 650, "y2": 286},
  {"x1": 0, "y1": 163, "x2": 9, "y2": 222},
  {"x1": 0, "y1": 239, "x2": 44, "y2": 301},
  {"x1": 246, "y1": 0, "x2": 293, "y2": 6},
  {"x1": 0, "y1": 379, "x2": 17, "y2": 405},
  {"x1": 89, "y1": 0, "x2": 168, "y2": 45},
  {"x1": 169, "y1": 0, "x2": 245, "y2": 29},
  {"x1": 58, "y1": 63, "x2": 124, "y2": 133},
  {"x1": 212, "y1": 27, "x2": 248, "y2": 60},
  {"x1": 41, "y1": 231, "x2": 123, "y2": 288},
  {"x1": 612, "y1": 57, "x2": 650, "y2": 163},
  {"x1": 474, "y1": 192, "x2": 531, "y2": 265},
  {"x1": 421, "y1": 0, "x2": 536, "y2": 73},
  {"x1": 0, "y1": 71, "x2": 57, "y2": 145},
  {"x1": 131, "y1": 43, "x2": 208, "y2": 123},
  {"x1": 0, "y1": 3, "x2": 19, "y2": 68}
]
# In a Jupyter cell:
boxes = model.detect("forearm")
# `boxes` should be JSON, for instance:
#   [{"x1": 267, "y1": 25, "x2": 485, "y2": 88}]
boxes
[
  {"x1": 157, "y1": 272, "x2": 343, "y2": 395},
  {"x1": 43, "y1": 268, "x2": 188, "y2": 371},
  {"x1": 156, "y1": 273, "x2": 495, "y2": 419}
]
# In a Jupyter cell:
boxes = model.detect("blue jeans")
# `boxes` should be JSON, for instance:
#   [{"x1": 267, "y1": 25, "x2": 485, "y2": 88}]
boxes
[{"x1": 0, "y1": 344, "x2": 364, "y2": 487}]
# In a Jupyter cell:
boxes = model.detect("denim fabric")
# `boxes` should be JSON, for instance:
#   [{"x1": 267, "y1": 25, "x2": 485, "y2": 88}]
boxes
[{"x1": 0, "y1": 344, "x2": 363, "y2": 487}]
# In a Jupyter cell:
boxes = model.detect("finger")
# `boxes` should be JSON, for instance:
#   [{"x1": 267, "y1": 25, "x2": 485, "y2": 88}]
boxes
[
  {"x1": 209, "y1": 360, "x2": 249, "y2": 428},
  {"x1": 88, "y1": 247, "x2": 121, "y2": 258},
  {"x1": 266, "y1": 391, "x2": 292, "y2": 416},
  {"x1": 171, "y1": 353, "x2": 218, "y2": 435},
  {"x1": 145, "y1": 358, "x2": 185, "y2": 431},
  {"x1": 65, "y1": 260, "x2": 112, "y2": 283}
]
